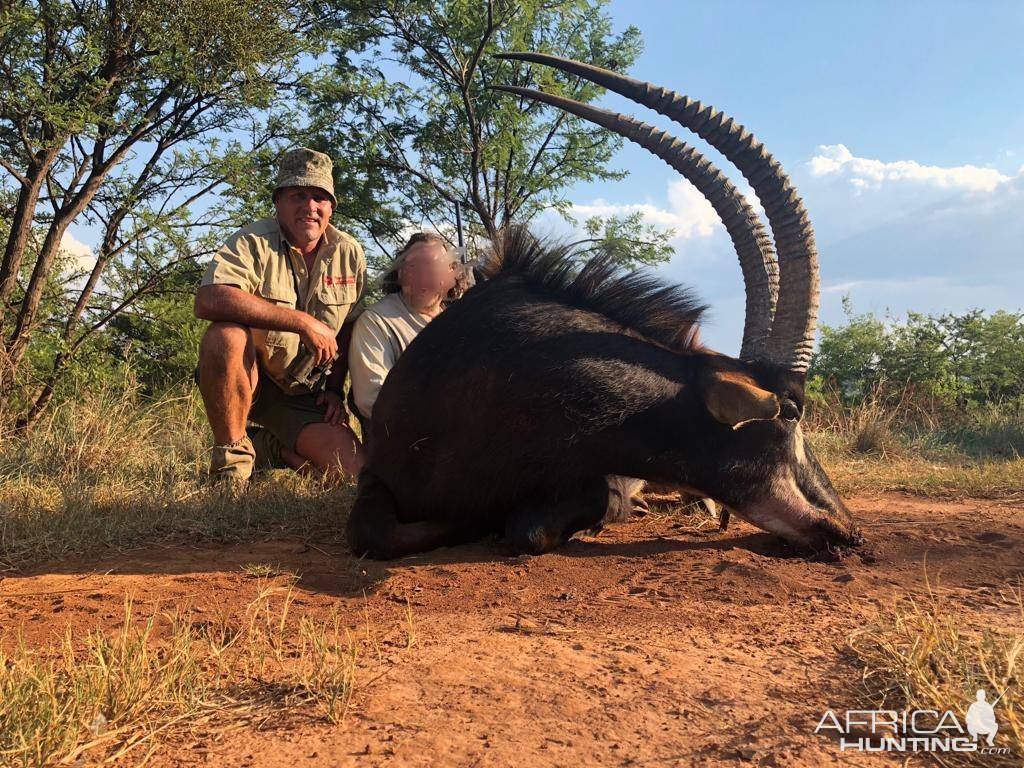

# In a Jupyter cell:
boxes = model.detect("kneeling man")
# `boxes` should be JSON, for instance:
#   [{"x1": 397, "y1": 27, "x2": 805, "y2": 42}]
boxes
[{"x1": 195, "y1": 147, "x2": 365, "y2": 487}]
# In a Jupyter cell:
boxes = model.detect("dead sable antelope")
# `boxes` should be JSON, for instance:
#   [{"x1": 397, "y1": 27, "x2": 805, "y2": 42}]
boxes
[{"x1": 347, "y1": 53, "x2": 863, "y2": 560}]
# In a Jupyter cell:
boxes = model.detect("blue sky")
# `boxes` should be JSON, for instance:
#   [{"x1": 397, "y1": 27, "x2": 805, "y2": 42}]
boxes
[{"x1": 547, "y1": 0, "x2": 1024, "y2": 352}]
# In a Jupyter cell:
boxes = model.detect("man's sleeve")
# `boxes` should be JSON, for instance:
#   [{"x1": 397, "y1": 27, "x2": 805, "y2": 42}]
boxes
[
  {"x1": 348, "y1": 313, "x2": 395, "y2": 421},
  {"x1": 200, "y1": 229, "x2": 260, "y2": 293}
]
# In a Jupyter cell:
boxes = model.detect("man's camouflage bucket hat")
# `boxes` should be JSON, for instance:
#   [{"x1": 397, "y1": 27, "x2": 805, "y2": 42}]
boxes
[{"x1": 274, "y1": 147, "x2": 336, "y2": 205}]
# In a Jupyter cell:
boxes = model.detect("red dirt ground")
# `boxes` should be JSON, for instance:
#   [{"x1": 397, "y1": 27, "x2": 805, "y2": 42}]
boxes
[{"x1": 2, "y1": 492, "x2": 1022, "y2": 767}]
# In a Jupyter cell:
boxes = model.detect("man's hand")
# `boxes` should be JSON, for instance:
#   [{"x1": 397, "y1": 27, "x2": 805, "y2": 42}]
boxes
[
  {"x1": 299, "y1": 315, "x2": 339, "y2": 366},
  {"x1": 317, "y1": 390, "x2": 346, "y2": 426}
]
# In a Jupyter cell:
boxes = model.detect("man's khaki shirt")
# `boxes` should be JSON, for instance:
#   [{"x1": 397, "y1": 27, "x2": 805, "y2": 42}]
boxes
[{"x1": 201, "y1": 217, "x2": 366, "y2": 395}]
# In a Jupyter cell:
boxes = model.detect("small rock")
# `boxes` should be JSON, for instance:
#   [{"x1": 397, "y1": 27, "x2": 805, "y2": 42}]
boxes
[{"x1": 88, "y1": 712, "x2": 107, "y2": 737}]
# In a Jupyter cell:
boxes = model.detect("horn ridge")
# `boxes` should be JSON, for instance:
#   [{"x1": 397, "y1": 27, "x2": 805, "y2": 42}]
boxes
[{"x1": 491, "y1": 84, "x2": 778, "y2": 358}]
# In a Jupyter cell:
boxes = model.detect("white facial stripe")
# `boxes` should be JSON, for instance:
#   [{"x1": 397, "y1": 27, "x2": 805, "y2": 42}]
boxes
[
  {"x1": 733, "y1": 469, "x2": 816, "y2": 545},
  {"x1": 793, "y1": 424, "x2": 808, "y2": 465},
  {"x1": 753, "y1": 510, "x2": 804, "y2": 542},
  {"x1": 780, "y1": 471, "x2": 810, "y2": 517}
]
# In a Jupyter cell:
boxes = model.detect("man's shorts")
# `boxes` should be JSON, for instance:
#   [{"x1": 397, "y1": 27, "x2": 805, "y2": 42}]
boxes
[
  {"x1": 194, "y1": 363, "x2": 328, "y2": 453},
  {"x1": 248, "y1": 375, "x2": 328, "y2": 453}
]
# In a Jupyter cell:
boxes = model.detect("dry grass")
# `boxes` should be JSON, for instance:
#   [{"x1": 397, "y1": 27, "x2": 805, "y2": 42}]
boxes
[
  {"x1": 809, "y1": 385, "x2": 907, "y2": 459},
  {"x1": 241, "y1": 562, "x2": 299, "y2": 581},
  {"x1": 807, "y1": 387, "x2": 1024, "y2": 498},
  {"x1": 819, "y1": 454, "x2": 1024, "y2": 499},
  {"x1": 0, "y1": 385, "x2": 375, "y2": 765},
  {"x1": 0, "y1": 582, "x2": 374, "y2": 767},
  {"x1": 0, "y1": 383, "x2": 354, "y2": 572},
  {"x1": 850, "y1": 584, "x2": 1023, "y2": 767}
]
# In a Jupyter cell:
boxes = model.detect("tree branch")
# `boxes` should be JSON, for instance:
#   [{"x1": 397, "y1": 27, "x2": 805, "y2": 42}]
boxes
[{"x1": 0, "y1": 156, "x2": 28, "y2": 186}]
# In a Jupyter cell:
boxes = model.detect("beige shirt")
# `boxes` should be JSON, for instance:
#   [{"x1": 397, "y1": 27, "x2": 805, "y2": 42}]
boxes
[
  {"x1": 349, "y1": 292, "x2": 437, "y2": 420},
  {"x1": 201, "y1": 217, "x2": 366, "y2": 395}
]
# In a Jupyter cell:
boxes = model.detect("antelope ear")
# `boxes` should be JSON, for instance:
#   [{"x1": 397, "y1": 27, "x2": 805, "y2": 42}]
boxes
[{"x1": 702, "y1": 371, "x2": 780, "y2": 429}]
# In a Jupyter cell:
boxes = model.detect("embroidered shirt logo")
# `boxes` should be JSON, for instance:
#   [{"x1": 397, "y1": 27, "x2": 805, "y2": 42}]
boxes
[{"x1": 323, "y1": 275, "x2": 357, "y2": 287}]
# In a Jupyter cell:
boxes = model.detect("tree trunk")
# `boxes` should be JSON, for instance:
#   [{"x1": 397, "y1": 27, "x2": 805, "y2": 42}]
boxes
[
  {"x1": 0, "y1": 158, "x2": 53, "y2": 319},
  {"x1": 5, "y1": 218, "x2": 71, "y2": 369},
  {"x1": 0, "y1": 165, "x2": 53, "y2": 397},
  {"x1": 13, "y1": 355, "x2": 63, "y2": 434}
]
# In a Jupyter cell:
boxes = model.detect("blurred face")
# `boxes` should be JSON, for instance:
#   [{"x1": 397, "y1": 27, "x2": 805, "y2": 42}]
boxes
[
  {"x1": 398, "y1": 242, "x2": 457, "y2": 310},
  {"x1": 274, "y1": 186, "x2": 333, "y2": 250}
]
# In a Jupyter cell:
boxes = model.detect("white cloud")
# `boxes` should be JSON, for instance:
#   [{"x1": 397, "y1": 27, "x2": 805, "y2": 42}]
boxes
[
  {"x1": 800, "y1": 146, "x2": 1024, "y2": 345},
  {"x1": 569, "y1": 178, "x2": 721, "y2": 242},
  {"x1": 808, "y1": 143, "x2": 1009, "y2": 193},
  {"x1": 553, "y1": 145, "x2": 1024, "y2": 354},
  {"x1": 59, "y1": 231, "x2": 95, "y2": 270}
]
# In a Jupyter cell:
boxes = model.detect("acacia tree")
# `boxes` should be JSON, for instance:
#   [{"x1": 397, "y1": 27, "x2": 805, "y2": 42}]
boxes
[
  {"x1": 309, "y1": 0, "x2": 672, "y2": 265},
  {"x1": 0, "y1": 0, "x2": 322, "y2": 429}
]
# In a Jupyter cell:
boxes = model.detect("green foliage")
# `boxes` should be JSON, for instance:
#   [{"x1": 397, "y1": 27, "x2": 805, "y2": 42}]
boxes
[
  {"x1": 0, "y1": 0, "x2": 312, "y2": 156},
  {"x1": 0, "y1": 0, "x2": 325, "y2": 428},
  {"x1": 106, "y1": 272, "x2": 207, "y2": 392},
  {"x1": 581, "y1": 211, "x2": 674, "y2": 269},
  {"x1": 810, "y1": 298, "x2": 1024, "y2": 407},
  {"x1": 306, "y1": 0, "x2": 652, "y2": 262},
  {"x1": 810, "y1": 298, "x2": 889, "y2": 400}
]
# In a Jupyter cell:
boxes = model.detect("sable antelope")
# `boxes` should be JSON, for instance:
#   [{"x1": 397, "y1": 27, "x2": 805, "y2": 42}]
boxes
[{"x1": 346, "y1": 53, "x2": 862, "y2": 560}]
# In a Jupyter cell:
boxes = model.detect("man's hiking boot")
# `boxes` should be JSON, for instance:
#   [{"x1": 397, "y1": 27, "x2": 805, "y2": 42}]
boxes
[{"x1": 209, "y1": 434, "x2": 256, "y2": 492}]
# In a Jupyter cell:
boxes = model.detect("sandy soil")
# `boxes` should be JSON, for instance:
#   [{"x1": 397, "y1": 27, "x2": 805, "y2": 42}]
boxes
[{"x1": 2, "y1": 492, "x2": 1023, "y2": 767}]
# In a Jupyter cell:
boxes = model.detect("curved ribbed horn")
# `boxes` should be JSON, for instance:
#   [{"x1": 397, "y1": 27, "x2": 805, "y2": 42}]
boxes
[
  {"x1": 491, "y1": 84, "x2": 777, "y2": 359},
  {"x1": 496, "y1": 51, "x2": 819, "y2": 372}
]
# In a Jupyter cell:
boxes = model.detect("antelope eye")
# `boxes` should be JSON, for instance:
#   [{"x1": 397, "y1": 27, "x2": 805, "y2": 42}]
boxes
[{"x1": 780, "y1": 397, "x2": 801, "y2": 422}]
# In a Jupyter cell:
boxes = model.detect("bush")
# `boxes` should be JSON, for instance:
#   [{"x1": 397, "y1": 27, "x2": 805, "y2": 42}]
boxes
[{"x1": 810, "y1": 300, "x2": 1024, "y2": 407}]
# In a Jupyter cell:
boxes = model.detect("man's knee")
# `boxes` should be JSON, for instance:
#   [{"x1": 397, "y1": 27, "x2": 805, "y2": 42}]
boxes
[
  {"x1": 320, "y1": 426, "x2": 363, "y2": 470},
  {"x1": 296, "y1": 423, "x2": 363, "y2": 474},
  {"x1": 199, "y1": 322, "x2": 252, "y2": 365},
  {"x1": 198, "y1": 323, "x2": 254, "y2": 374}
]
